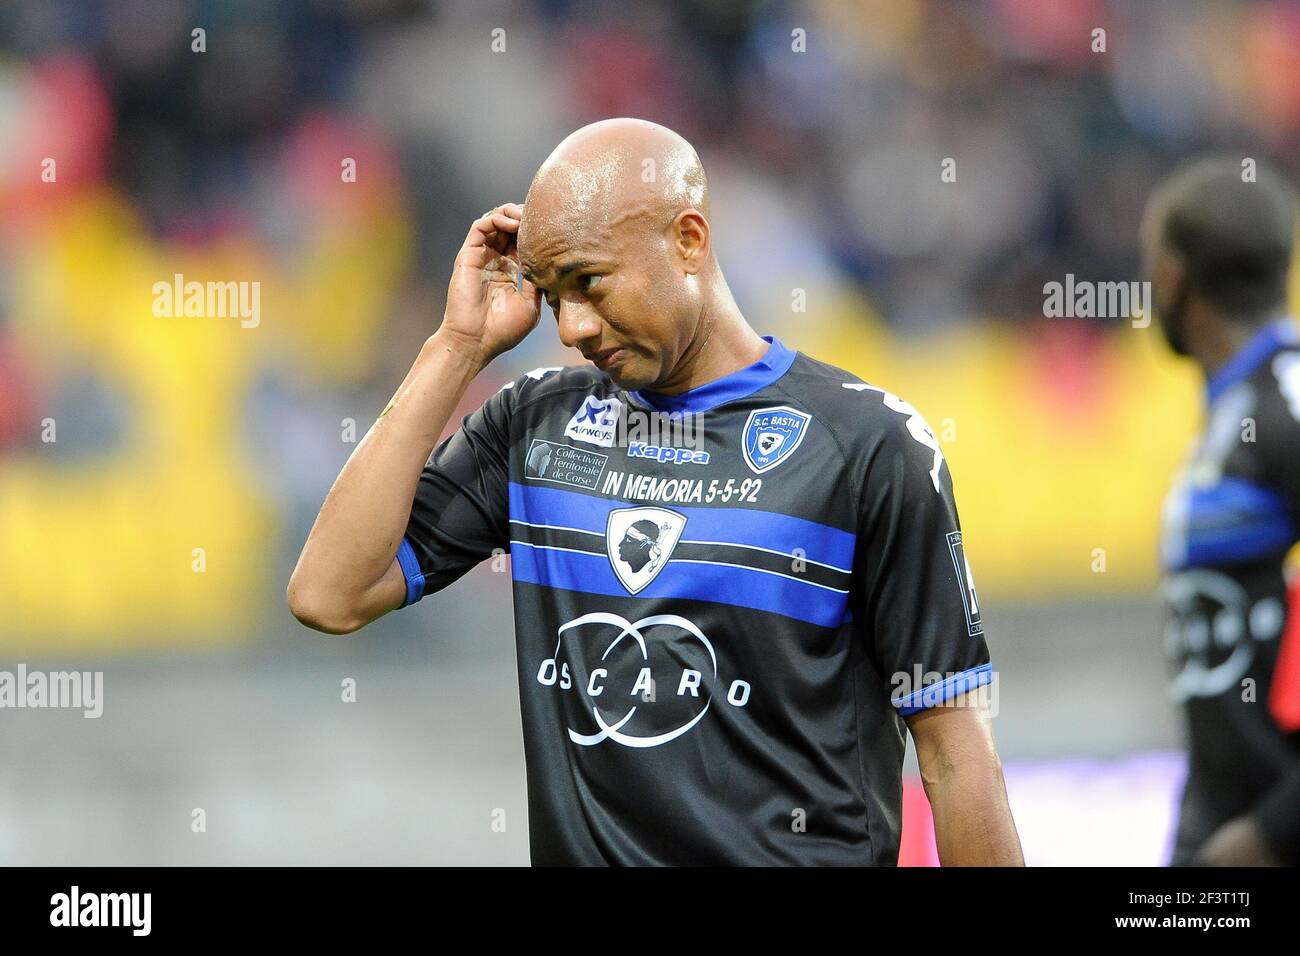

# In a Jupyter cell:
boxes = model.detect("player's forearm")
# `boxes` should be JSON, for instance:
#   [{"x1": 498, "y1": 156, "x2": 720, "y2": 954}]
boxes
[
  {"x1": 918, "y1": 738, "x2": 1024, "y2": 866},
  {"x1": 288, "y1": 330, "x2": 486, "y2": 627}
]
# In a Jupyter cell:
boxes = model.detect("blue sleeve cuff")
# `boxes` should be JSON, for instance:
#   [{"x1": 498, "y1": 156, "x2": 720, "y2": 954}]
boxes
[
  {"x1": 396, "y1": 537, "x2": 427, "y2": 608},
  {"x1": 894, "y1": 662, "x2": 994, "y2": 716}
]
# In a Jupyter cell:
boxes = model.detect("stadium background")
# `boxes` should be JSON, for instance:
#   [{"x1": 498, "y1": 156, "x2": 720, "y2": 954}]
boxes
[{"x1": 2, "y1": 0, "x2": 1298, "y2": 864}]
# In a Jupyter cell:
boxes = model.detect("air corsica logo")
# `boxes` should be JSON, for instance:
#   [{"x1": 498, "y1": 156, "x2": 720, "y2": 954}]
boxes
[
  {"x1": 564, "y1": 396, "x2": 622, "y2": 447},
  {"x1": 536, "y1": 612, "x2": 752, "y2": 748},
  {"x1": 607, "y1": 506, "x2": 686, "y2": 594},
  {"x1": 742, "y1": 406, "x2": 811, "y2": 474}
]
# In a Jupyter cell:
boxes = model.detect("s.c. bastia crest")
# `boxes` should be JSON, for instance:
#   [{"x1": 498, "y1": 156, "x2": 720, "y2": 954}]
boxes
[
  {"x1": 742, "y1": 406, "x2": 811, "y2": 474},
  {"x1": 606, "y1": 506, "x2": 687, "y2": 595}
]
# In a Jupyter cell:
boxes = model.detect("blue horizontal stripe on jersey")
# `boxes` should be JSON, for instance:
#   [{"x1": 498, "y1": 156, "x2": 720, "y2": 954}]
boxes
[
  {"x1": 508, "y1": 541, "x2": 850, "y2": 628},
  {"x1": 507, "y1": 482, "x2": 857, "y2": 572},
  {"x1": 1174, "y1": 477, "x2": 1297, "y2": 570},
  {"x1": 893, "y1": 662, "x2": 994, "y2": 716}
]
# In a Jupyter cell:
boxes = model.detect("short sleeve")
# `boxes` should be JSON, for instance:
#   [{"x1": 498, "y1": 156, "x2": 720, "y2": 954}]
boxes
[
  {"x1": 853, "y1": 401, "x2": 992, "y2": 717},
  {"x1": 398, "y1": 382, "x2": 515, "y2": 607}
]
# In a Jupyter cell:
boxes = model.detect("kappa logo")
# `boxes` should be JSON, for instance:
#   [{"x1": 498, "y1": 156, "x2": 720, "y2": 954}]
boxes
[
  {"x1": 606, "y1": 506, "x2": 686, "y2": 594},
  {"x1": 742, "y1": 406, "x2": 811, "y2": 474},
  {"x1": 627, "y1": 441, "x2": 710, "y2": 465},
  {"x1": 564, "y1": 395, "x2": 623, "y2": 447}
]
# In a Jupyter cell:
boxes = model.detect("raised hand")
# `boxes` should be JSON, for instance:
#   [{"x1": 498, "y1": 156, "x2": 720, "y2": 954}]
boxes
[{"x1": 439, "y1": 202, "x2": 542, "y2": 368}]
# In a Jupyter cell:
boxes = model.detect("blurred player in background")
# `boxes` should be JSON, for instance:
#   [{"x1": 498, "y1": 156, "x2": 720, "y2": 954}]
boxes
[
  {"x1": 288, "y1": 118, "x2": 1023, "y2": 865},
  {"x1": 1144, "y1": 158, "x2": 1300, "y2": 865}
]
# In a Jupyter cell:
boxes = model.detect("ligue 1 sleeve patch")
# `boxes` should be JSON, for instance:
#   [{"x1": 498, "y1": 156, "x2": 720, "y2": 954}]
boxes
[
  {"x1": 741, "y1": 406, "x2": 811, "y2": 474},
  {"x1": 946, "y1": 531, "x2": 984, "y2": 637}
]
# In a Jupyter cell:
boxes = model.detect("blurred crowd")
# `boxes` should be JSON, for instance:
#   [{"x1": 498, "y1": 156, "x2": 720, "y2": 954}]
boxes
[{"x1": 1, "y1": 0, "x2": 1298, "y2": 647}]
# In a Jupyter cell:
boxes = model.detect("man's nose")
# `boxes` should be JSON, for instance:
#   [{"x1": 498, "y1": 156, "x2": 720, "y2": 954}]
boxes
[{"x1": 555, "y1": 299, "x2": 601, "y2": 350}]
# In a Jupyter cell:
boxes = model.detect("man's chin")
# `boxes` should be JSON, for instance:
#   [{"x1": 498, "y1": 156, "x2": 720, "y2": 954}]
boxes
[{"x1": 602, "y1": 361, "x2": 655, "y2": 391}]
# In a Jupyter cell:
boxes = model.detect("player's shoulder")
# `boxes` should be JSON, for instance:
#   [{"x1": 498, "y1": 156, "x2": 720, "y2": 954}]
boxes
[
  {"x1": 1252, "y1": 338, "x2": 1300, "y2": 431},
  {"x1": 777, "y1": 350, "x2": 953, "y2": 497},
  {"x1": 495, "y1": 363, "x2": 612, "y2": 411},
  {"x1": 782, "y1": 351, "x2": 897, "y2": 411},
  {"x1": 777, "y1": 350, "x2": 935, "y2": 457}
]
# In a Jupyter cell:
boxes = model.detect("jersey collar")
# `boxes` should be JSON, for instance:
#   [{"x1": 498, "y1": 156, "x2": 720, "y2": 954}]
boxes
[
  {"x1": 1205, "y1": 317, "x2": 1299, "y2": 405},
  {"x1": 628, "y1": 335, "x2": 796, "y2": 415}
]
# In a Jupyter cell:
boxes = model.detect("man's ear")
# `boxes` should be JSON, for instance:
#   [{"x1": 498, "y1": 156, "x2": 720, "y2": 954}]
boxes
[{"x1": 672, "y1": 209, "x2": 709, "y2": 275}]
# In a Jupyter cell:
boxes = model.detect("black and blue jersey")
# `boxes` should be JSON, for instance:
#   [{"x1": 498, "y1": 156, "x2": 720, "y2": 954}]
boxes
[
  {"x1": 398, "y1": 335, "x2": 991, "y2": 865},
  {"x1": 1161, "y1": 317, "x2": 1300, "y2": 864}
]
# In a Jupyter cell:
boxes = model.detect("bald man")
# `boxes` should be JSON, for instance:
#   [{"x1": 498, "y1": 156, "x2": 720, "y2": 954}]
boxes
[{"x1": 289, "y1": 118, "x2": 1023, "y2": 866}]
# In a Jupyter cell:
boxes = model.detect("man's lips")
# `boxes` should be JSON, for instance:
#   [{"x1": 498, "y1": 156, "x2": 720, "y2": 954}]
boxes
[{"x1": 586, "y1": 347, "x2": 626, "y2": 370}]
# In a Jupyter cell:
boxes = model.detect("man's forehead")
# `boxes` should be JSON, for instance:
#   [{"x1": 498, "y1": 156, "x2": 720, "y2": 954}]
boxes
[{"x1": 519, "y1": 207, "x2": 617, "y2": 277}]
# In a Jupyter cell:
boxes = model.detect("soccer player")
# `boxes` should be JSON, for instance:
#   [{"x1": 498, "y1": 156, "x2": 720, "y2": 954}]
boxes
[
  {"x1": 1142, "y1": 157, "x2": 1300, "y2": 866},
  {"x1": 288, "y1": 118, "x2": 1023, "y2": 866}
]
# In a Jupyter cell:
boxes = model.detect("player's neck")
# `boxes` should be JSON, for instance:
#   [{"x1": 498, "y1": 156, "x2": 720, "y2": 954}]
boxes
[
  {"x1": 1191, "y1": 304, "x2": 1278, "y2": 381},
  {"x1": 655, "y1": 289, "x2": 770, "y2": 395}
]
